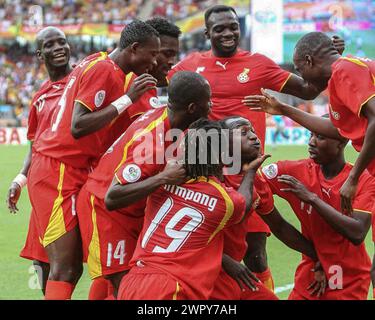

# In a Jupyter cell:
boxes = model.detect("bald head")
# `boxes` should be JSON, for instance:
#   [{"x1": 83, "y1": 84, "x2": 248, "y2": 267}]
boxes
[
  {"x1": 294, "y1": 32, "x2": 337, "y2": 61},
  {"x1": 36, "y1": 26, "x2": 66, "y2": 50}
]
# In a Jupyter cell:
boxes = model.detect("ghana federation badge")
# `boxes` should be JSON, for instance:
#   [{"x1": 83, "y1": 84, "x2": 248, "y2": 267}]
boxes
[{"x1": 237, "y1": 68, "x2": 250, "y2": 83}]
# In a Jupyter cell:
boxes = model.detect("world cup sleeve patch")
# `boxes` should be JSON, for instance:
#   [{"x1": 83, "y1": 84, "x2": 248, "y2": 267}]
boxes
[
  {"x1": 262, "y1": 163, "x2": 278, "y2": 180},
  {"x1": 122, "y1": 164, "x2": 142, "y2": 183},
  {"x1": 94, "y1": 90, "x2": 106, "y2": 108}
]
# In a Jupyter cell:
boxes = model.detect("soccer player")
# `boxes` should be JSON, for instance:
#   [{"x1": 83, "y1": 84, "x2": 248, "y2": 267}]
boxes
[
  {"x1": 168, "y1": 5, "x2": 345, "y2": 287},
  {"x1": 86, "y1": 17, "x2": 182, "y2": 300},
  {"x1": 27, "y1": 21, "x2": 160, "y2": 300},
  {"x1": 259, "y1": 122, "x2": 375, "y2": 299},
  {"x1": 211, "y1": 116, "x2": 320, "y2": 300},
  {"x1": 244, "y1": 32, "x2": 375, "y2": 215},
  {"x1": 6, "y1": 27, "x2": 73, "y2": 295},
  {"x1": 76, "y1": 71, "x2": 212, "y2": 297},
  {"x1": 117, "y1": 118, "x2": 260, "y2": 300}
]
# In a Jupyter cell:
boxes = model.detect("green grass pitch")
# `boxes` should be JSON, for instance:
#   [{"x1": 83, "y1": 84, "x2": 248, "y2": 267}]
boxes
[{"x1": 0, "y1": 144, "x2": 373, "y2": 299}]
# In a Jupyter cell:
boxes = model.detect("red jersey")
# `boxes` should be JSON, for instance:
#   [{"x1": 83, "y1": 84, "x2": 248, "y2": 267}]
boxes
[
  {"x1": 262, "y1": 159, "x2": 375, "y2": 299},
  {"x1": 85, "y1": 107, "x2": 170, "y2": 217},
  {"x1": 27, "y1": 75, "x2": 70, "y2": 145},
  {"x1": 328, "y1": 56, "x2": 375, "y2": 174},
  {"x1": 168, "y1": 49, "x2": 291, "y2": 145},
  {"x1": 223, "y1": 172, "x2": 274, "y2": 261},
  {"x1": 130, "y1": 176, "x2": 246, "y2": 299},
  {"x1": 33, "y1": 52, "x2": 152, "y2": 169}
]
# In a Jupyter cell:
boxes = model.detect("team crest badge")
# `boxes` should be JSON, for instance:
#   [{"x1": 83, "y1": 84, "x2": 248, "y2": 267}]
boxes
[
  {"x1": 122, "y1": 164, "x2": 142, "y2": 183},
  {"x1": 94, "y1": 90, "x2": 106, "y2": 108},
  {"x1": 237, "y1": 68, "x2": 250, "y2": 83},
  {"x1": 262, "y1": 163, "x2": 278, "y2": 179},
  {"x1": 149, "y1": 97, "x2": 162, "y2": 108}
]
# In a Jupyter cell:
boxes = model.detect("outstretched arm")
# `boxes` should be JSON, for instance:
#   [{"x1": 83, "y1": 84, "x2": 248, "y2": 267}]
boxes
[{"x1": 243, "y1": 89, "x2": 343, "y2": 140}]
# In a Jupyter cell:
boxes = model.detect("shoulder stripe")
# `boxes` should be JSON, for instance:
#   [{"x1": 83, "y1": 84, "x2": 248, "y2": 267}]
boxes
[
  {"x1": 358, "y1": 93, "x2": 375, "y2": 117},
  {"x1": 114, "y1": 108, "x2": 168, "y2": 172},
  {"x1": 279, "y1": 73, "x2": 292, "y2": 92},
  {"x1": 124, "y1": 72, "x2": 135, "y2": 93},
  {"x1": 82, "y1": 52, "x2": 108, "y2": 76},
  {"x1": 188, "y1": 177, "x2": 235, "y2": 244},
  {"x1": 341, "y1": 57, "x2": 369, "y2": 68}
]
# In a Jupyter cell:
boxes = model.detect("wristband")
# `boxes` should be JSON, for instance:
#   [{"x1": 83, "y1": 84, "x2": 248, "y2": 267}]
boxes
[
  {"x1": 112, "y1": 94, "x2": 133, "y2": 115},
  {"x1": 13, "y1": 173, "x2": 27, "y2": 188}
]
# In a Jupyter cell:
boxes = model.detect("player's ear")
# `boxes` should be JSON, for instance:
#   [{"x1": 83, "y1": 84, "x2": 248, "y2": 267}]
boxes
[
  {"x1": 130, "y1": 42, "x2": 140, "y2": 54},
  {"x1": 204, "y1": 28, "x2": 210, "y2": 40},
  {"x1": 36, "y1": 50, "x2": 44, "y2": 62},
  {"x1": 305, "y1": 55, "x2": 313, "y2": 68},
  {"x1": 187, "y1": 102, "x2": 196, "y2": 114}
]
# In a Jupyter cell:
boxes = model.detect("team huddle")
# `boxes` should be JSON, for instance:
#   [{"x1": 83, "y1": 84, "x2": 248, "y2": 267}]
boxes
[{"x1": 6, "y1": 5, "x2": 375, "y2": 300}]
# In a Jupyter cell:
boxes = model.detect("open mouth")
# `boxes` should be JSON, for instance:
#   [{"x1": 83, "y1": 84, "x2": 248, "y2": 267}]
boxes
[
  {"x1": 221, "y1": 39, "x2": 235, "y2": 47},
  {"x1": 308, "y1": 148, "x2": 318, "y2": 156},
  {"x1": 252, "y1": 142, "x2": 261, "y2": 149},
  {"x1": 52, "y1": 53, "x2": 67, "y2": 61}
]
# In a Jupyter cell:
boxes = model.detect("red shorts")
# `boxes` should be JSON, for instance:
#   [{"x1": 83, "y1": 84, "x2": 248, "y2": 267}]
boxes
[
  {"x1": 246, "y1": 211, "x2": 271, "y2": 234},
  {"x1": 77, "y1": 185, "x2": 143, "y2": 279},
  {"x1": 210, "y1": 268, "x2": 278, "y2": 300},
  {"x1": 27, "y1": 152, "x2": 88, "y2": 247},
  {"x1": 20, "y1": 208, "x2": 49, "y2": 263},
  {"x1": 118, "y1": 264, "x2": 188, "y2": 300}
]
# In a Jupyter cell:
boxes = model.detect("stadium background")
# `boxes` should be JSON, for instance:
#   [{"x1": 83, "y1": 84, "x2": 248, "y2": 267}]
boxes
[{"x1": 0, "y1": 0, "x2": 374, "y2": 299}]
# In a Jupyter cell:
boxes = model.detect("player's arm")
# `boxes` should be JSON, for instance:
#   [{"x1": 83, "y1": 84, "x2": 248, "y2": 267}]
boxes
[
  {"x1": 278, "y1": 174, "x2": 371, "y2": 245},
  {"x1": 105, "y1": 161, "x2": 186, "y2": 211},
  {"x1": 260, "y1": 207, "x2": 318, "y2": 261},
  {"x1": 71, "y1": 74, "x2": 157, "y2": 139},
  {"x1": 237, "y1": 154, "x2": 270, "y2": 215},
  {"x1": 243, "y1": 88, "x2": 343, "y2": 140},
  {"x1": 340, "y1": 98, "x2": 375, "y2": 213},
  {"x1": 7, "y1": 143, "x2": 32, "y2": 213}
]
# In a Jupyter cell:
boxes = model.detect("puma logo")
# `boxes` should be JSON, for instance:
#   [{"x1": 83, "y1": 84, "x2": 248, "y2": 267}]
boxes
[
  {"x1": 322, "y1": 187, "x2": 331, "y2": 198},
  {"x1": 216, "y1": 61, "x2": 228, "y2": 70}
]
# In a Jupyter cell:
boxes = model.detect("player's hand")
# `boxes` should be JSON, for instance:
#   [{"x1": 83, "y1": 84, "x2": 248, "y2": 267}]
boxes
[
  {"x1": 332, "y1": 35, "x2": 345, "y2": 55},
  {"x1": 339, "y1": 176, "x2": 358, "y2": 215},
  {"x1": 242, "y1": 88, "x2": 283, "y2": 115},
  {"x1": 242, "y1": 153, "x2": 271, "y2": 172},
  {"x1": 222, "y1": 255, "x2": 260, "y2": 292},
  {"x1": 159, "y1": 160, "x2": 187, "y2": 185},
  {"x1": 278, "y1": 175, "x2": 316, "y2": 203},
  {"x1": 307, "y1": 261, "x2": 327, "y2": 298},
  {"x1": 7, "y1": 182, "x2": 21, "y2": 214},
  {"x1": 127, "y1": 74, "x2": 157, "y2": 102}
]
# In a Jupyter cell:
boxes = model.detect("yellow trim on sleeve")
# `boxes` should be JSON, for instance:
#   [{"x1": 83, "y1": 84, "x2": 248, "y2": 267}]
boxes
[
  {"x1": 358, "y1": 93, "x2": 375, "y2": 117},
  {"x1": 124, "y1": 72, "x2": 134, "y2": 93},
  {"x1": 353, "y1": 208, "x2": 372, "y2": 215},
  {"x1": 87, "y1": 194, "x2": 103, "y2": 279},
  {"x1": 43, "y1": 162, "x2": 67, "y2": 247},
  {"x1": 75, "y1": 99, "x2": 94, "y2": 112},
  {"x1": 341, "y1": 57, "x2": 369, "y2": 68},
  {"x1": 187, "y1": 177, "x2": 234, "y2": 244},
  {"x1": 114, "y1": 173, "x2": 122, "y2": 184},
  {"x1": 172, "y1": 281, "x2": 180, "y2": 300},
  {"x1": 114, "y1": 108, "x2": 169, "y2": 172},
  {"x1": 130, "y1": 111, "x2": 145, "y2": 119},
  {"x1": 279, "y1": 73, "x2": 292, "y2": 92}
]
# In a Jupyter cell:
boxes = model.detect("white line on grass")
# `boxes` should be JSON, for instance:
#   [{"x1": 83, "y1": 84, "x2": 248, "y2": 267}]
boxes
[{"x1": 274, "y1": 283, "x2": 294, "y2": 294}]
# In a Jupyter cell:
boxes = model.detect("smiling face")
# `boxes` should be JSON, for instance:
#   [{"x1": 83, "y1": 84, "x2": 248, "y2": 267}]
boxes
[
  {"x1": 129, "y1": 36, "x2": 160, "y2": 75},
  {"x1": 205, "y1": 10, "x2": 240, "y2": 57},
  {"x1": 37, "y1": 28, "x2": 70, "y2": 68}
]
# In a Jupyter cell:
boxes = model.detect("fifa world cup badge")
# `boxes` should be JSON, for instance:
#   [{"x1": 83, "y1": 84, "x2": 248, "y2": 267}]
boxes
[{"x1": 237, "y1": 68, "x2": 250, "y2": 83}]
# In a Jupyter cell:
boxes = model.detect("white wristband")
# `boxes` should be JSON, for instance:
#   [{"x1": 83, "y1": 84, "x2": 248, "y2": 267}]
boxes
[
  {"x1": 13, "y1": 173, "x2": 27, "y2": 188},
  {"x1": 112, "y1": 94, "x2": 133, "y2": 115}
]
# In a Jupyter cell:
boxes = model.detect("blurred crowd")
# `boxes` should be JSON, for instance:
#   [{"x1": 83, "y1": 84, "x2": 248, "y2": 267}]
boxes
[{"x1": 0, "y1": 0, "x2": 144, "y2": 25}]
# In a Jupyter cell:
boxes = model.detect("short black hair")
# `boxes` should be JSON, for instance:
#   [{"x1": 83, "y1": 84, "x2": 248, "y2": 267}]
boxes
[
  {"x1": 204, "y1": 5, "x2": 238, "y2": 27},
  {"x1": 184, "y1": 118, "x2": 224, "y2": 181},
  {"x1": 146, "y1": 17, "x2": 181, "y2": 39},
  {"x1": 294, "y1": 32, "x2": 335, "y2": 60},
  {"x1": 119, "y1": 20, "x2": 159, "y2": 50},
  {"x1": 168, "y1": 71, "x2": 209, "y2": 109},
  {"x1": 219, "y1": 116, "x2": 251, "y2": 130}
]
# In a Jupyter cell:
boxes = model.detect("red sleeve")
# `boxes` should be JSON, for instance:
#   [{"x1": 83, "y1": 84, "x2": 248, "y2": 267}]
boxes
[
  {"x1": 167, "y1": 52, "x2": 198, "y2": 81},
  {"x1": 253, "y1": 172, "x2": 274, "y2": 215},
  {"x1": 27, "y1": 103, "x2": 37, "y2": 141},
  {"x1": 75, "y1": 62, "x2": 116, "y2": 111},
  {"x1": 260, "y1": 161, "x2": 287, "y2": 196},
  {"x1": 352, "y1": 175, "x2": 375, "y2": 214},
  {"x1": 114, "y1": 135, "x2": 162, "y2": 186},
  {"x1": 256, "y1": 54, "x2": 291, "y2": 92},
  {"x1": 331, "y1": 59, "x2": 375, "y2": 116}
]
